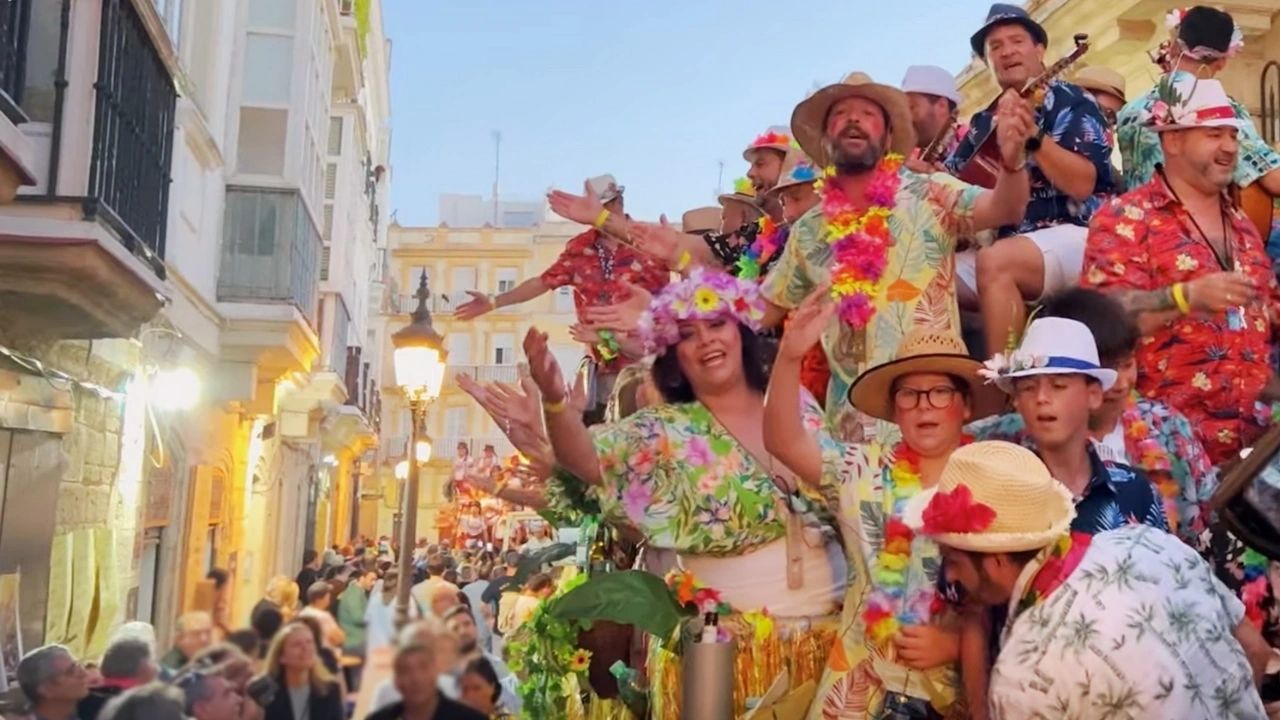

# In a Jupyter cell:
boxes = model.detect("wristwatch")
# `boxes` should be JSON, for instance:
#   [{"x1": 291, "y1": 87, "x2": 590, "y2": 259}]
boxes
[{"x1": 1024, "y1": 126, "x2": 1047, "y2": 153}]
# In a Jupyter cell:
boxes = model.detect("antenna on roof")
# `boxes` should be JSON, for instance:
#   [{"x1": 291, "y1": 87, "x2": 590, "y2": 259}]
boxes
[
  {"x1": 716, "y1": 160, "x2": 724, "y2": 200},
  {"x1": 491, "y1": 130, "x2": 502, "y2": 226}
]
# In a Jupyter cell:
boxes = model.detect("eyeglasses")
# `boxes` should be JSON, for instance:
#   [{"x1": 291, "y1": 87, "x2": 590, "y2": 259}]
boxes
[{"x1": 893, "y1": 385, "x2": 959, "y2": 411}]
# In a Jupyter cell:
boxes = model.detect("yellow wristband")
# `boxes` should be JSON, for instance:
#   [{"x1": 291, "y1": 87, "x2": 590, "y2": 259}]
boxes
[
  {"x1": 542, "y1": 396, "x2": 568, "y2": 414},
  {"x1": 1171, "y1": 282, "x2": 1191, "y2": 315},
  {"x1": 676, "y1": 250, "x2": 692, "y2": 271},
  {"x1": 592, "y1": 209, "x2": 611, "y2": 230}
]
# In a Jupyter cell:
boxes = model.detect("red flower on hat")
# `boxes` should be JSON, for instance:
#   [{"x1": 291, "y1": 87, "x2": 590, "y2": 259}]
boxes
[
  {"x1": 921, "y1": 484, "x2": 996, "y2": 535},
  {"x1": 751, "y1": 131, "x2": 791, "y2": 148}
]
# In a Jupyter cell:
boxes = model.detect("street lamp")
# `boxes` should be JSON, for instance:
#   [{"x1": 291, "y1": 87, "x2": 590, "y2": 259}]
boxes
[{"x1": 390, "y1": 270, "x2": 447, "y2": 629}]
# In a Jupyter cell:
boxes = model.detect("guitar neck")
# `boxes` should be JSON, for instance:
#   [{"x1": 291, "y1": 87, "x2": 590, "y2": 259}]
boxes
[{"x1": 1020, "y1": 47, "x2": 1087, "y2": 98}]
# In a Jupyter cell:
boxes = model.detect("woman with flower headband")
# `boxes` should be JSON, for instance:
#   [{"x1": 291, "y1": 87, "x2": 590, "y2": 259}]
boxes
[
  {"x1": 522, "y1": 267, "x2": 847, "y2": 719},
  {"x1": 765, "y1": 288, "x2": 997, "y2": 720}
]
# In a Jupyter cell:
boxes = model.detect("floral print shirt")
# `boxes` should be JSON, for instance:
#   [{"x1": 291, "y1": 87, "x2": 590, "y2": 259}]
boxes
[
  {"x1": 539, "y1": 228, "x2": 671, "y2": 370},
  {"x1": 805, "y1": 441, "x2": 961, "y2": 720},
  {"x1": 1081, "y1": 176, "x2": 1280, "y2": 464},
  {"x1": 591, "y1": 398, "x2": 832, "y2": 555},
  {"x1": 761, "y1": 169, "x2": 983, "y2": 444},
  {"x1": 946, "y1": 80, "x2": 1114, "y2": 237},
  {"x1": 966, "y1": 394, "x2": 1216, "y2": 547},
  {"x1": 1117, "y1": 70, "x2": 1280, "y2": 191},
  {"x1": 991, "y1": 525, "x2": 1264, "y2": 720}
]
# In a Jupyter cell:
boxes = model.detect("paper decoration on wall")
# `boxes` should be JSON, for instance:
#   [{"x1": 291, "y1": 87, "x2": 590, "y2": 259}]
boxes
[
  {"x1": 85, "y1": 527, "x2": 120, "y2": 658},
  {"x1": 44, "y1": 534, "x2": 72, "y2": 647},
  {"x1": 63, "y1": 528, "x2": 96, "y2": 657}
]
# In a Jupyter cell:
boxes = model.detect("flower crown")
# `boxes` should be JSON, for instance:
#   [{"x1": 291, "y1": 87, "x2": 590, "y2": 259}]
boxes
[
  {"x1": 637, "y1": 267, "x2": 766, "y2": 352},
  {"x1": 1165, "y1": 7, "x2": 1244, "y2": 60}
]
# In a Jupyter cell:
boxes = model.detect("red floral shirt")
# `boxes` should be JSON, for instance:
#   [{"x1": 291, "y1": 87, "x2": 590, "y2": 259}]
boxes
[
  {"x1": 1081, "y1": 176, "x2": 1280, "y2": 464},
  {"x1": 540, "y1": 228, "x2": 671, "y2": 370}
]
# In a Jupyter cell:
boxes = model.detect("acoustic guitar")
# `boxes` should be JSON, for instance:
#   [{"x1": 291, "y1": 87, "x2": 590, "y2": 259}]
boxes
[
  {"x1": 956, "y1": 34, "x2": 1091, "y2": 189},
  {"x1": 919, "y1": 115, "x2": 959, "y2": 165},
  {"x1": 1237, "y1": 182, "x2": 1276, "y2": 241}
]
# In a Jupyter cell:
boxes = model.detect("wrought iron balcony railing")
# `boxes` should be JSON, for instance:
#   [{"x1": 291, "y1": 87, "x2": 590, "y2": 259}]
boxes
[
  {"x1": 0, "y1": 0, "x2": 30, "y2": 122},
  {"x1": 218, "y1": 187, "x2": 322, "y2": 324}
]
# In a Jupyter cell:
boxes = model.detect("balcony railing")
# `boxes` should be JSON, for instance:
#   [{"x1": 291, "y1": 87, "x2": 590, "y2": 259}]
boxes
[
  {"x1": 432, "y1": 435, "x2": 514, "y2": 462},
  {"x1": 445, "y1": 364, "x2": 518, "y2": 384},
  {"x1": 0, "y1": 0, "x2": 30, "y2": 122},
  {"x1": 219, "y1": 187, "x2": 322, "y2": 324},
  {"x1": 86, "y1": 0, "x2": 176, "y2": 273},
  {"x1": 343, "y1": 346, "x2": 381, "y2": 432}
]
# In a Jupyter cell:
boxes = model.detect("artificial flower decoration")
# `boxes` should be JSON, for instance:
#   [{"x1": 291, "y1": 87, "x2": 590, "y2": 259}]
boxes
[
  {"x1": 664, "y1": 569, "x2": 732, "y2": 617},
  {"x1": 638, "y1": 267, "x2": 767, "y2": 352},
  {"x1": 977, "y1": 350, "x2": 1049, "y2": 384},
  {"x1": 1166, "y1": 7, "x2": 1244, "y2": 58},
  {"x1": 748, "y1": 130, "x2": 793, "y2": 151},
  {"x1": 732, "y1": 177, "x2": 757, "y2": 197},
  {"x1": 736, "y1": 215, "x2": 784, "y2": 280},
  {"x1": 1144, "y1": 74, "x2": 1191, "y2": 128},
  {"x1": 816, "y1": 154, "x2": 903, "y2": 328},
  {"x1": 920, "y1": 484, "x2": 997, "y2": 536},
  {"x1": 568, "y1": 648, "x2": 593, "y2": 672}
]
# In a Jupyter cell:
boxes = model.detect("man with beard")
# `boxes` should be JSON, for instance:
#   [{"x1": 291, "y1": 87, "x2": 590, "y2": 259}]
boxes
[
  {"x1": 441, "y1": 605, "x2": 520, "y2": 714},
  {"x1": 947, "y1": 4, "x2": 1115, "y2": 361},
  {"x1": 901, "y1": 64, "x2": 965, "y2": 172},
  {"x1": 1082, "y1": 76, "x2": 1280, "y2": 465},
  {"x1": 759, "y1": 71, "x2": 1031, "y2": 441}
]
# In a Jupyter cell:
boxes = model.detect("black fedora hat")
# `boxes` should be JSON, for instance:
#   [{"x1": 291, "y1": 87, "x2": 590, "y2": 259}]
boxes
[{"x1": 970, "y1": 3, "x2": 1048, "y2": 58}]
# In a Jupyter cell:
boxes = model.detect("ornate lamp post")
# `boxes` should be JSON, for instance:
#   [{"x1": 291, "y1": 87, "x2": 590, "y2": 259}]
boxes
[{"x1": 390, "y1": 271, "x2": 447, "y2": 628}]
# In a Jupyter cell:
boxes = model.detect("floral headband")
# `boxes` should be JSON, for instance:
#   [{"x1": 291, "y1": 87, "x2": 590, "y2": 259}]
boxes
[
  {"x1": 637, "y1": 267, "x2": 767, "y2": 352},
  {"x1": 1165, "y1": 7, "x2": 1244, "y2": 61}
]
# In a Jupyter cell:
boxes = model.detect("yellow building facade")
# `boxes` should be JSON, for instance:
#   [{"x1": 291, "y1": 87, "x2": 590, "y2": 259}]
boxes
[
  {"x1": 954, "y1": 0, "x2": 1280, "y2": 135},
  {"x1": 368, "y1": 219, "x2": 587, "y2": 541}
]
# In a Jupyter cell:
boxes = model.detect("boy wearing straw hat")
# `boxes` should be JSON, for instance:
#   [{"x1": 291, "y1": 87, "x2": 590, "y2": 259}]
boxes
[{"x1": 913, "y1": 441, "x2": 1268, "y2": 719}]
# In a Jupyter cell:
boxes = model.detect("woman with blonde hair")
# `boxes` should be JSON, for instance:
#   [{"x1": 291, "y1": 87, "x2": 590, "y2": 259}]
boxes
[
  {"x1": 252, "y1": 576, "x2": 300, "y2": 622},
  {"x1": 258, "y1": 621, "x2": 343, "y2": 720}
]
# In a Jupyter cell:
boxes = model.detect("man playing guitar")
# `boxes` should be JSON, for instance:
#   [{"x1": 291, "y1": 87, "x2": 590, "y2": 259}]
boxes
[{"x1": 946, "y1": 4, "x2": 1114, "y2": 356}]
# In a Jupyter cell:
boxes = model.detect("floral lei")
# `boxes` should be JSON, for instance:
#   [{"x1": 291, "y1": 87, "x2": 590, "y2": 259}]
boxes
[
  {"x1": 863, "y1": 439, "x2": 969, "y2": 648},
  {"x1": 735, "y1": 216, "x2": 784, "y2": 280},
  {"x1": 817, "y1": 154, "x2": 903, "y2": 328}
]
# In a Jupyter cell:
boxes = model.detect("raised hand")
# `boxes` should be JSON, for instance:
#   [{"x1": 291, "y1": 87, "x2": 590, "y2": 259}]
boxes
[
  {"x1": 778, "y1": 285, "x2": 834, "y2": 363},
  {"x1": 1187, "y1": 271, "x2": 1258, "y2": 313},
  {"x1": 455, "y1": 290, "x2": 494, "y2": 321},
  {"x1": 570, "y1": 323, "x2": 604, "y2": 345},
  {"x1": 547, "y1": 178, "x2": 605, "y2": 225},
  {"x1": 523, "y1": 328, "x2": 567, "y2": 402},
  {"x1": 580, "y1": 281, "x2": 653, "y2": 331},
  {"x1": 630, "y1": 216, "x2": 683, "y2": 266},
  {"x1": 995, "y1": 89, "x2": 1035, "y2": 170}
]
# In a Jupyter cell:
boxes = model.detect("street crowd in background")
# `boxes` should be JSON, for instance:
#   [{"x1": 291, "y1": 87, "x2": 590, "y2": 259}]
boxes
[{"x1": 9, "y1": 2, "x2": 1280, "y2": 719}]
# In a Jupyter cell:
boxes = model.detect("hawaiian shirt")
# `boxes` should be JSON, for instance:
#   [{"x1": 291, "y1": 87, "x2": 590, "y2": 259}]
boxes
[
  {"x1": 1117, "y1": 70, "x2": 1280, "y2": 192},
  {"x1": 804, "y1": 439, "x2": 961, "y2": 720},
  {"x1": 967, "y1": 394, "x2": 1215, "y2": 546},
  {"x1": 539, "y1": 228, "x2": 671, "y2": 370},
  {"x1": 990, "y1": 525, "x2": 1265, "y2": 720},
  {"x1": 946, "y1": 80, "x2": 1114, "y2": 237},
  {"x1": 761, "y1": 169, "x2": 983, "y2": 444},
  {"x1": 1081, "y1": 176, "x2": 1280, "y2": 464},
  {"x1": 591, "y1": 398, "x2": 833, "y2": 555}
]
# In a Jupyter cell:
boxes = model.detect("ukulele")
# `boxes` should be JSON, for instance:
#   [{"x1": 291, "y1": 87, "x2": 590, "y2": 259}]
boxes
[
  {"x1": 955, "y1": 33, "x2": 1091, "y2": 189},
  {"x1": 920, "y1": 115, "x2": 959, "y2": 165}
]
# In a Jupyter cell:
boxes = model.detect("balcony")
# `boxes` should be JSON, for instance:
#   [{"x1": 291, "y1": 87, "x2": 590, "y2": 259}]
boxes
[
  {"x1": 0, "y1": 0, "x2": 172, "y2": 342},
  {"x1": 430, "y1": 435, "x2": 514, "y2": 464},
  {"x1": 444, "y1": 364, "x2": 518, "y2": 385},
  {"x1": 217, "y1": 187, "x2": 322, "y2": 389}
]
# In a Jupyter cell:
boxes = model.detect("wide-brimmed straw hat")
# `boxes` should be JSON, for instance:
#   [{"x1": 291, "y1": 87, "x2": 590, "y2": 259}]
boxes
[
  {"x1": 742, "y1": 125, "x2": 794, "y2": 161},
  {"x1": 717, "y1": 177, "x2": 763, "y2": 211},
  {"x1": 905, "y1": 441, "x2": 1076, "y2": 553},
  {"x1": 980, "y1": 317, "x2": 1117, "y2": 392},
  {"x1": 1073, "y1": 66, "x2": 1126, "y2": 103},
  {"x1": 791, "y1": 72, "x2": 916, "y2": 167},
  {"x1": 764, "y1": 148, "x2": 819, "y2": 199},
  {"x1": 849, "y1": 328, "x2": 997, "y2": 422},
  {"x1": 681, "y1": 207, "x2": 721, "y2": 235}
]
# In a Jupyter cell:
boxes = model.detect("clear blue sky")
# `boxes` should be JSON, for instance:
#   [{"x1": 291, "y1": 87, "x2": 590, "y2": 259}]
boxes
[{"x1": 384, "y1": 0, "x2": 995, "y2": 225}]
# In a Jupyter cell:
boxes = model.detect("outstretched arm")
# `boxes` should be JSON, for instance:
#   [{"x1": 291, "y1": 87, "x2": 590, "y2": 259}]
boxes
[
  {"x1": 763, "y1": 288, "x2": 833, "y2": 486},
  {"x1": 455, "y1": 277, "x2": 550, "y2": 320},
  {"x1": 524, "y1": 328, "x2": 603, "y2": 485}
]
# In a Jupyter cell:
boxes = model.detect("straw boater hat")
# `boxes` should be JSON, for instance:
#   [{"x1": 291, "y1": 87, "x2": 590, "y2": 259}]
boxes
[
  {"x1": 587, "y1": 174, "x2": 624, "y2": 204},
  {"x1": 848, "y1": 328, "x2": 998, "y2": 422},
  {"x1": 742, "y1": 125, "x2": 794, "y2": 161},
  {"x1": 1149, "y1": 77, "x2": 1242, "y2": 132},
  {"x1": 906, "y1": 441, "x2": 1076, "y2": 553},
  {"x1": 681, "y1": 207, "x2": 721, "y2": 235},
  {"x1": 763, "y1": 148, "x2": 819, "y2": 199},
  {"x1": 980, "y1": 317, "x2": 1117, "y2": 393},
  {"x1": 717, "y1": 177, "x2": 763, "y2": 212},
  {"x1": 1072, "y1": 66, "x2": 1126, "y2": 103},
  {"x1": 791, "y1": 71, "x2": 917, "y2": 167}
]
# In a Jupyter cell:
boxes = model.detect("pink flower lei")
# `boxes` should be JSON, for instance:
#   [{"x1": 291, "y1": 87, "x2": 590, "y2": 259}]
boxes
[{"x1": 815, "y1": 154, "x2": 903, "y2": 328}]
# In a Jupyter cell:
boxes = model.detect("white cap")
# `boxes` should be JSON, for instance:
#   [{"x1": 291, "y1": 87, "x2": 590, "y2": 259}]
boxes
[
  {"x1": 587, "y1": 174, "x2": 624, "y2": 203},
  {"x1": 901, "y1": 65, "x2": 961, "y2": 105}
]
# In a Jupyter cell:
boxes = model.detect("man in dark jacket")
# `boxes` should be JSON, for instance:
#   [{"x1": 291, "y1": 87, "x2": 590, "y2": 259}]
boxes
[{"x1": 365, "y1": 620, "x2": 484, "y2": 720}]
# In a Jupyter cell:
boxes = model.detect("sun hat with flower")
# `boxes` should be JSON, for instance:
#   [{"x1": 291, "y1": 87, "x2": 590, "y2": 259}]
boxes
[
  {"x1": 743, "y1": 125, "x2": 796, "y2": 161},
  {"x1": 1145, "y1": 75, "x2": 1241, "y2": 132},
  {"x1": 763, "y1": 148, "x2": 820, "y2": 199},
  {"x1": 904, "y1": 441, "x2": 1076, "y2": 553},
  {"x1": 637, "y1": 267, "x2": 767, "y2": 352},
  {"x1": 978, "y1": 316, "x2": 1117, "y2": 392}
]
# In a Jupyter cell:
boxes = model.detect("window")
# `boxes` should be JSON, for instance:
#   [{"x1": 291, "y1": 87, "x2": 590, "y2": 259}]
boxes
[
  {"x1": 554, "y1": 287, "x2": 575, "y2": 313},
  {"x1": 242, "y1": 34, "x2": 293, "y2": 105},
  {"x1": 327, "y1": 117, "x2": 343, "y2": 156},
  {"x1": 236, "y1": 108, "x2": 288, "y2": 175},
  {"x1": 492, "y1": 333, "x2": 515, "y2": 365},
  {"x1": 449, "y1": 266, "x2": 476, "y2": 306},
  {"x1": 445, "y1": 334, "x2": 472, "y2": 365},
  {"x1": 324, "y1": 163, "x2": 338, "y2": 199},
  {"x1": 495, "y1": 268, "x2": 518, "y2": 294},
  {"x1": 152, "y1": 0, "x2": 184, "y2": 48},
  {"x1": 445, "y1": 407, "x2": 468, "y2": 437},
  {"x1": 203, "y1": 526, "x2": 217, "y2": 574},
  {"x1": 247, "y1": 0, "x2": 296, "y2": 29}
]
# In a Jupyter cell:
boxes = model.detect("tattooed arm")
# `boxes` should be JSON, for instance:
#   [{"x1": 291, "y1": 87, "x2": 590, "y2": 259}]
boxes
[{"x1": 1109, "y1": 286, "x2": 1182, "y2": 335}]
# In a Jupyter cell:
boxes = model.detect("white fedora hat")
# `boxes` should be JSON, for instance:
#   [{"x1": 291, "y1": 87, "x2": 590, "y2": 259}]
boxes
[
  {"x1": 587, "y1": 174, "x2": 625, "y2": 203},
  {"x1": 1150, "y1": 77, "x2": 1242, "y2": 132},
  {"x1": 901, "y1": 65, "x2": 961, "y2": 105},
  {"x1": 978, "y1": 317, "x2": 1117, "y2": 392}
]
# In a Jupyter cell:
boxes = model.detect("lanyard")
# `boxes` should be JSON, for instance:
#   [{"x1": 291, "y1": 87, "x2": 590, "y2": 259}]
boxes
[{"x1": 1158, "y1": 166, "x2": 1235, "y2": 271}]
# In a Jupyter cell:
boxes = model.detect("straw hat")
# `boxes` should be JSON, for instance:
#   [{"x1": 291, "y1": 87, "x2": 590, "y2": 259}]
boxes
[
  {"x1": 791, "y1": 71, "x2": 916, "y2": 167},
  {"x1": 764, "y1": 148, "x2": 820, "y2": 199},
  {"x1": 743, "y1": 125, "x2": 794, "y2": 161},
  {"x1": 1073, "y1": 66, "x2": 1126, "y2": 103},
  {"x1": 906, "y1": 441, "x2": 1076, "y2": 553},
  {"x1": 681, "y1": 207, "x2": 721, "y2": 235},
  {"x1": 848, "y1": 328, "x2": 993, "y2": 422},
  {"x1": 587, "y1": 174, "x2": 625, "y2": 204},
  {"x1": 717, "y1": 177, "x2": 763, "y2": 212}
]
